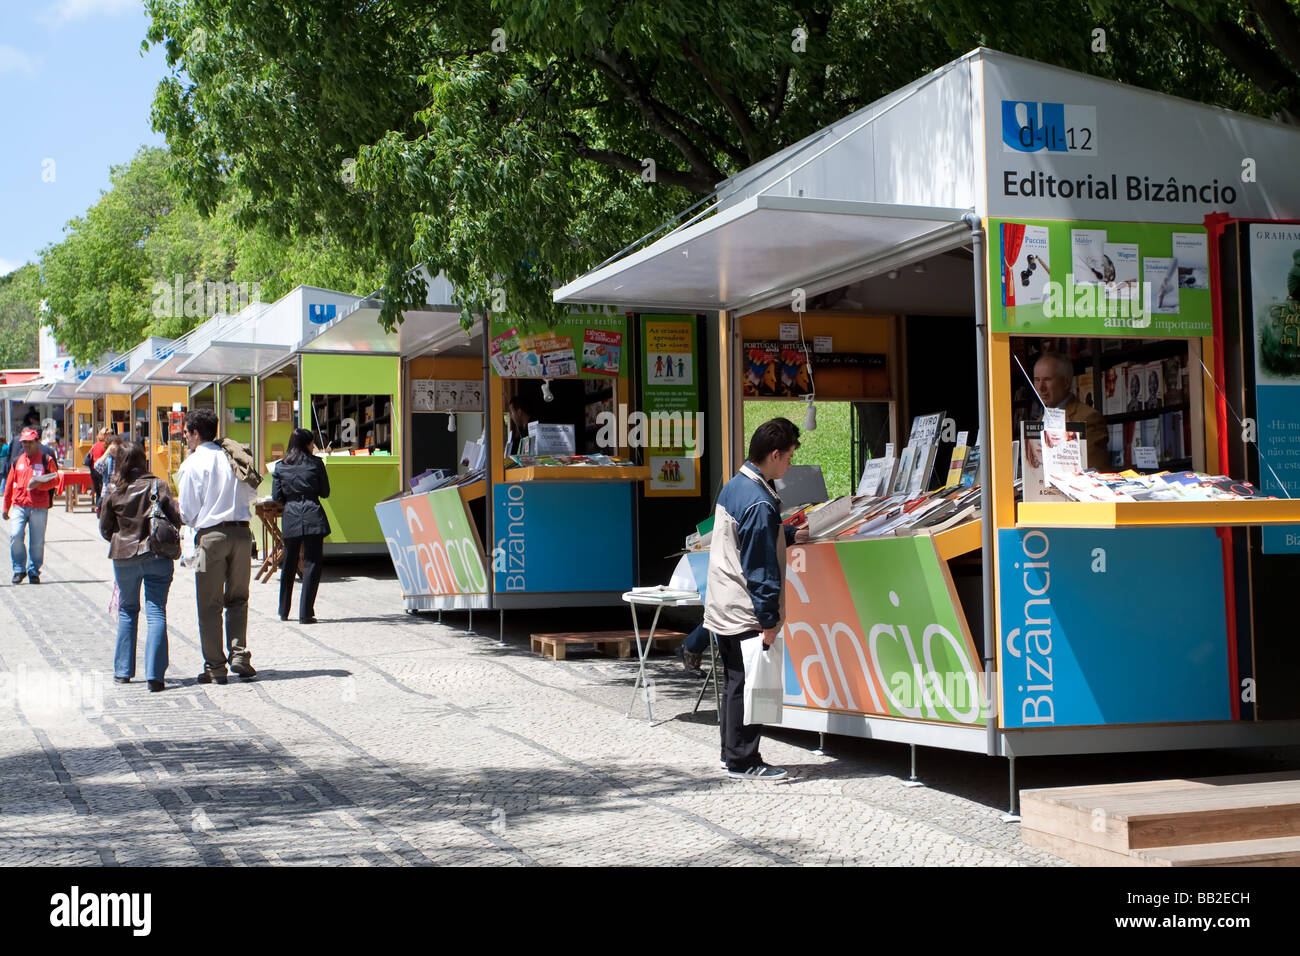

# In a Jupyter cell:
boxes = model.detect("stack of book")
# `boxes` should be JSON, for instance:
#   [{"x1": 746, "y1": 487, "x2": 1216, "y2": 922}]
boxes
[
  {"x1": 783, "y1": 482, "x2": 985, "y2": 542},
  {"x1": 507, "y1": 453, "x2": 635, "y2": 468},
  {"x1": 1040, "y1": 469, "x2": 1274, "y2": 503}
]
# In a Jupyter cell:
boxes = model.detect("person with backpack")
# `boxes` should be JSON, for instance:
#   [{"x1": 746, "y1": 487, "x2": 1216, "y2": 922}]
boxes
[
  {"x1": 271, "y1": 428, "x2": 331, "y2": 623},
  {"x1": 3, "y1": 428, "x2": 60, "y2": 585},
  {"x1": 99, "y1": 441, "x2": 182, "y2": 692},
  {"x1": 86, "y1": 427, "x2": 112, "y2": 511}
]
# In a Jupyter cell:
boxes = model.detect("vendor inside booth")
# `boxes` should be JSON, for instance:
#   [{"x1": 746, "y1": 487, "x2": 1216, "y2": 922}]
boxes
[{"x1": 554, "y1": 48, "x2": 1300, "y2": 812}]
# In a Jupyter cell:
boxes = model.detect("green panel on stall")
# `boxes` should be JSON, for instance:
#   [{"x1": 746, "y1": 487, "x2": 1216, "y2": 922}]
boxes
[
  {"x1": 300, "y1": 353, "x2": 401, "y2": 545},
  {"x1": 223, "y1": 381, "x2": 253, "y2": 449}
]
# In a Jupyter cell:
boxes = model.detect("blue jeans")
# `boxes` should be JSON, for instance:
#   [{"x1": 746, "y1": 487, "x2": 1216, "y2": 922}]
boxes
[
  {"x1": 113, "y1": 555, "x2": 174, "y2": 681},
  {"x1": 685, "y1": 623, "x2": 713, "y2": 655},
  {"x1": 9, "y1": 506, "x2": 49, "y2": 577}
]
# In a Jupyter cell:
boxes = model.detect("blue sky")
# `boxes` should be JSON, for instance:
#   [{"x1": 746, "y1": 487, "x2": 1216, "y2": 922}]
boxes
[{"x1": 0, "y1": 0, "x2": 168, "y2": 276}]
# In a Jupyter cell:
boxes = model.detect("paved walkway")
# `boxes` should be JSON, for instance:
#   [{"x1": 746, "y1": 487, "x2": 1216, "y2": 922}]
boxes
[{"x1": 4, "y1": 506, "x2": 1283, "y2": 867}]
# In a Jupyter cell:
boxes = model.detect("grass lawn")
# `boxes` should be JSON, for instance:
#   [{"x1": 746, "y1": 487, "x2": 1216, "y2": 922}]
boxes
[{"x1": 742, "y1": 400, "x2": 853, "y2": 498}]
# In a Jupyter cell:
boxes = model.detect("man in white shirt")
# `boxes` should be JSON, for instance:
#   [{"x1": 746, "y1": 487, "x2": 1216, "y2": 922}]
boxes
[{"x1": 176, "y1": 408, "x2": 257, "y2": 684}]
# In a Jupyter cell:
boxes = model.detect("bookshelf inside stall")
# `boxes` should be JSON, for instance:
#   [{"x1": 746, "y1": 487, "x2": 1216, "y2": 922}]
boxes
[{"x1": 1010, "y1": 336, "x2": 1197, "y2": 473}]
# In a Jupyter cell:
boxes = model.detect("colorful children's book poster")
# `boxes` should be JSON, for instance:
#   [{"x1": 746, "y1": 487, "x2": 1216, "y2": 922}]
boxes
[
  {"x1": 743, "y1": 341, "x2": 779, "y2": 396},
  {"x1": 582, "y1": 329, "x2": 623, "y2": 376}
]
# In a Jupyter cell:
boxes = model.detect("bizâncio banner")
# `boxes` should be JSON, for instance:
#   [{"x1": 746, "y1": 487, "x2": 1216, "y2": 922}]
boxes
[
  {"x1": 989, "y1": 218, "x2": 1212, "y2": 337},
  {"x1": 1248, "y1": 223, "x2": 1300, "y2": 554},
  {"x1": 489, "y1": 314, "x2": 627, "y2": 379},
  {"x1": 375, "y1": 487, "x2": 489, "y2": 598},
  {"x1": 781, "y1": 537, "x2": 987, "y2": 726},
  {"x1": 642, "y1": 314, "x2": 701, "y2": 497},
  {"x1": 998, "y1": 527, "x2": 1229, "y2": 728}
]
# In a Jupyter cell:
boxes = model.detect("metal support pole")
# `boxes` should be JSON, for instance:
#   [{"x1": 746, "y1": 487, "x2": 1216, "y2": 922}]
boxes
[
  {"x1": 466, "y1": 607, "x2": 475, "y2": 635},
  {"x1": 496, "y1": 609, "x2": 506, "y2": 647},
  {"x1": 812, "y1": 732, "x2": 825, "y2": 757},
  {"x1": 903, "y1": 743, "x2": 924, "y2": 788},
  {"x1": 1001, "y1": 756, "x2": 1021, "y2": 822},
  {"x1": 964, "y1": 213, "x2": 999, "y2": 762}
]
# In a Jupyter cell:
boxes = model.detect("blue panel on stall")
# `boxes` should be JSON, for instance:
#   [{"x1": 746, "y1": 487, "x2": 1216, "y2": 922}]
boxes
[
  {"x1": 998, "y1": 527, "x2": 1229, "y2": 728},
  {"x1": 493, "y1": 482, "x2": 635, "y2": 593}
]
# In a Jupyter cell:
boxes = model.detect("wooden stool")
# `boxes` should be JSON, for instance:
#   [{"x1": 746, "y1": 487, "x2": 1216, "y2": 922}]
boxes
[{"x1": 530, "y1": 630, "x2": 686, "y2": 661}]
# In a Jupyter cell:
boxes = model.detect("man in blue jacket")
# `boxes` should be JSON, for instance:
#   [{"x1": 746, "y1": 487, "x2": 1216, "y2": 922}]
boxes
[{"x1": 704, "y1": 418, "x2": 807, "y2": 780}]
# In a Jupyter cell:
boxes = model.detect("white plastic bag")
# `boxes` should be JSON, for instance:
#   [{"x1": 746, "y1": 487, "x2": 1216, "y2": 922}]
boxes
[
  {"x1": 742, "y1": 633, "x2": 785, "y2": 725},
  {"x1": 179, "y1": 525, "x2": 199, "y2": 569}
]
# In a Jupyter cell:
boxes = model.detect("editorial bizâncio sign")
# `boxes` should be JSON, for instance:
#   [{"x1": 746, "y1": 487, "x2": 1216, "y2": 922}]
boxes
[{"x1": 989, "y1": 217, "x2": 1213, "y2": 338}]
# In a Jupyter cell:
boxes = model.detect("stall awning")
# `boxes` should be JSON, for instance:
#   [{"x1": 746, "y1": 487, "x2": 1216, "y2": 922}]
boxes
[
  {"x1": 76, "y1": 367, "x2": 131, "y2": 395},
  {"x1": 177, "y1": 341, "x2": 292, "y2": 378},
  {"x1": 48, "y1": 381, "x2": 84, "y2": 401},
  {"x1": 554, "y1": 195, "x2": 973, "y2": 315},
  {"x1": 299, "y1": 300, "x2": 474, "y2": 357}
]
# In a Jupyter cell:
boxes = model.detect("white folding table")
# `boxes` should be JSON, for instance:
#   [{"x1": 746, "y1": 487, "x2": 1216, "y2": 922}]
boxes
[{"x1": 621, "y1": 587, "x2": 702, "y2": 724}]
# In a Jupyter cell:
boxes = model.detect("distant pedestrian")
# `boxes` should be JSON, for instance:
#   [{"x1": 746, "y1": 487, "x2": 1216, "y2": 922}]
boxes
[
  {"x1": 176, "y1": 409, "x2": 257, "y2": 684},
  {"x1": 99, "y1": 440, "x2": 181, "y2": 692},
  {"x1": 272, "y1": 428, "x2": 331, "y2": 624},
  {"x1": 87, "y1": 427, "x2": 112, "y2": 511},
  {"x1": 94, "y1": 434, "x2": 123, "y2": 491},
  {"x1": 3, "y1": 428, "x2": 59, "y2": 585}
]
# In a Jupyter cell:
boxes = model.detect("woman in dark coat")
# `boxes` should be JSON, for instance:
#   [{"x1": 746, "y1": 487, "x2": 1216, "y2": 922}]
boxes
[{"x1": 272, "y1": 428, "x2": 331, "y2": 623}]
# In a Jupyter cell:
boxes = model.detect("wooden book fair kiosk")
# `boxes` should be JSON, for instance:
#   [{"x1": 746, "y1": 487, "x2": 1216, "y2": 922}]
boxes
[{"x1": 554, "y1": 48, "x2": 1300, "y2": 807}]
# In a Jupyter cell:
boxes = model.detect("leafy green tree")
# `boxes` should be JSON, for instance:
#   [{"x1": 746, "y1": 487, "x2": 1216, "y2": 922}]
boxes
[
  {"x1": 0, "y1": 264, "x2": 41, "y2": 369},
  {"x1": 143, "y1": 1, "x2": 1300, "y2": 331}
]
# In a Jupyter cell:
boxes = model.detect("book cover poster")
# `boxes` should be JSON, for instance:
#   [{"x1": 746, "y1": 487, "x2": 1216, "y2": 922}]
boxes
[
  {"x1": 743, "y1": 341, "x2": 780, "y2": 396},
  {"x1": 1071, "y1": 228, "x2": 1109, "y2": 285},
  {"x1": 1143, "y1": 256, "x2": 1179, "y2": 313},
  {"x1": 1172, "y1": 232, "x2": 1210, "y2": 289},
  {"x1": 582, "y1": 329, "x2": 622, "y2": 376},
  {"x1": 1001, "y1": 222, "x2": 1051, "y2": 307},
  {"x1": 1103, "y1": 242, "x2": 1140, "y2": 299},
  {"x1": 433, "y1": 379, "x2": 483, "y2": 412},
  {"x1": 1101, "y1": 365, "x2": 1124, "y2": 415},
  {"x1": 649, "y1": 455, "x2": 698, "y2": 493},
  {"x1": 778, "y1": 345, "x2": 811, "y2": 396}
]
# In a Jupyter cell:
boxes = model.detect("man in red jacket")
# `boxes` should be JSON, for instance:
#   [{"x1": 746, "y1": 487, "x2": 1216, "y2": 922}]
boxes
[{"x1": 3, "y1": 428, "x2": 59, "y2": 585}]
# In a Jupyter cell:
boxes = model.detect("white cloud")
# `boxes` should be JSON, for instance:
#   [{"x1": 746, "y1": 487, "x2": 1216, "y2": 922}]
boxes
[
  {"x1": 40, "y1": 0, "x2": 141, "y2": 25},
  {"x1": 0, "y1": 44, "x2": 41, "y2": 76},
  {"x1": 0, "y1": 259, "x2": 26, "y2": 277}
]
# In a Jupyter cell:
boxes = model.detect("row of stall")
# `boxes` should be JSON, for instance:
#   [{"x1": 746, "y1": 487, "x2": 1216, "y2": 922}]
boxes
[{"x1": 12, "y1": 47, "x2": 1300, "y2": 785}]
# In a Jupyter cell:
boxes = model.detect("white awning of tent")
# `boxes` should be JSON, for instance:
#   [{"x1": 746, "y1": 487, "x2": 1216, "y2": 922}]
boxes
[
  {"x1": 177, "y1": 341, "x2": 292, "y2": 378},
  {"x1": 48, "y1": 381, "x2": 83, "y2": 400},
  {"x1": 554, "y1": 195, "x2": 973, "y2": 315},
  {"x1": 77, "y1": 366, "x2": 130, "y2": 395},
  {"x1": 298, "y1": 299, "x2": 475, "y2": 357},
  {"x1": 23, "y1": 381, "x2": 56, "y2": 403}
]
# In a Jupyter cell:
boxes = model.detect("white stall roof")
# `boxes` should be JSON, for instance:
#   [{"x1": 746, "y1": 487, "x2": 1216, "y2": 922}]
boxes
[
  {"x1": 179, "y1": 286, "x2": 362, "y2": 377},
  {"x1": 556, "y1": 51, "x2": 980, "y2": 314},
  {"x1": 296, "y1": 267, "x2": 476, "y2": 357},
  {"x1": 555, "y1": 196, "x2": 972, "y2": 314},
  {"x1": 145, "y1": 309, "x2": 256, "y2": 383},
  {"x1": 77, "y1": 353, "x2": 132, "y2": 395}
]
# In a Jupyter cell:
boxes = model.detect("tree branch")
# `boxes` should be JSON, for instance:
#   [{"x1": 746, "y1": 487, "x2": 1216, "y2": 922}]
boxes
[
  {"x1": 582, "y1": 49, "x2": 725, "y2": 185},
  {"x1": 561, "y1": 132, "x2": 716, "y2": 193},
  {"x1": 1248, "y1": 0, "x2": 1300, "y2": 75},
  {"x1": 679, "y1": 36, "x2": 764, "y2": 161},
  {"x1": 1179, "y1": 2, "x2": 1300, "y2": 118}
]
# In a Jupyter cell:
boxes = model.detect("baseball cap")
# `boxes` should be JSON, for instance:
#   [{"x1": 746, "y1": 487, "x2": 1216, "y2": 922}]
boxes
[{"x1": 19, "y1": 428, "x2": 39, "y2": 441}]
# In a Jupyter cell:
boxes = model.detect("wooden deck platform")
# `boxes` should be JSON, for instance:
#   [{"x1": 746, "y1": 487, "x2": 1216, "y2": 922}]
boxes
[{"x1": 1021, "y1": 771, "x2": 1300, "y2": 866}]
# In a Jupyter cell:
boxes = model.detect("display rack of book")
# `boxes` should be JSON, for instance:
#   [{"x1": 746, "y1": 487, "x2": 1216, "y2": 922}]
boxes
[
  {"x1": 1011, "y1": 336, "x2": 1196, "y2": 473},
  {"x1": 310, "y1": 393, "x2": 394, "y2": 455},
  {"x1": 503, "y1": 453, "x2": 649, "y2": 482}
]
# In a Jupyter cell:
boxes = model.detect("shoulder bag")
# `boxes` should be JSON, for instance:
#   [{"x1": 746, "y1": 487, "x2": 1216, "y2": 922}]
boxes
[{"x1": 147, "y1": 479, "x2": 182, "y2": 560}]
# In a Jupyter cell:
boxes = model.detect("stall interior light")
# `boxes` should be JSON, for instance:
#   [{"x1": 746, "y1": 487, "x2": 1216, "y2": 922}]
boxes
[
  {"x1": 541, "y1": 378, "x2": 554, "y2": 403},
  {"x1": 887, "y1": 269, "x2": 900, "y2": 280},
  {"x1": 913, "y1": 262, "x2": 927, "y2": 275},
  {"x1": 447, "y1": 412, "x2": 456, "y2": 432}
]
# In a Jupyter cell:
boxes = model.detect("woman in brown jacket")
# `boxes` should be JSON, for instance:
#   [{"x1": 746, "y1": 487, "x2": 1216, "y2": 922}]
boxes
[{"x1": 99, "y1": 441, "x2": 182, "y2": 691}]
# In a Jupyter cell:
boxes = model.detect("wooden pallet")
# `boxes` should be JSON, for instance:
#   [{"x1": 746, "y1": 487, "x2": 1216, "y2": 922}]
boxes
[
  {"x1": 530, "y1": 630, "x2": 687, "y2": 662},
  {"x1": 1021, "y1": 771, "x2": 1300, "y2": 866}
]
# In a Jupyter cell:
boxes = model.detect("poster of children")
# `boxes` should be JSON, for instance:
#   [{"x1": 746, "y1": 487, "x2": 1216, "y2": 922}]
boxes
[
  {"x1": 645, "y1": 320, "x2": 693, "y2": 386},
  {"x1": 582, "y1": 329, "x2": 623, "y2": 376},
  {"x1": 649, "y1": 455, "x2": 697, "y2": 493}
]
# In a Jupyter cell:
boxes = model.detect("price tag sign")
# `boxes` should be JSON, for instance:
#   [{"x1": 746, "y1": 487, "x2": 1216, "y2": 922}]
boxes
[
  {"x1": 1043, "y1": 407, "x2": 1066, "y2": 431},
  {"x1": 1134, "y1": 446, "x2": 1159, "y2": 469},
  {"x1": 779, "y1": 322, "x2": 798, "y2": 342},
  {"x1": 813, "y1": 335, "x2": 833, "y2": 353}
]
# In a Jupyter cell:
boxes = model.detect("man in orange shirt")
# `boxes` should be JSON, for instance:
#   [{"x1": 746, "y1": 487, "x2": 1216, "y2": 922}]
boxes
[{"x1": 3, "y1": 428, "x2": 59, "y2": 585}]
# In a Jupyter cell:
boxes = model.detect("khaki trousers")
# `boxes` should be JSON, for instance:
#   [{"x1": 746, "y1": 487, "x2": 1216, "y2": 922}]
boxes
[{"x1": 195, "y1": 525, "x2": 253, "y2": 675}]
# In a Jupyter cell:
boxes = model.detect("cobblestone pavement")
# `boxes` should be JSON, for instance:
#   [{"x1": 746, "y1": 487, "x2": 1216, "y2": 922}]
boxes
[{"x1": 3, "y1": 508, "x2": 1296, "y2": 867}]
